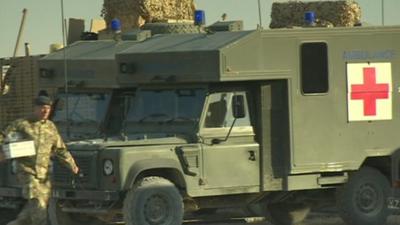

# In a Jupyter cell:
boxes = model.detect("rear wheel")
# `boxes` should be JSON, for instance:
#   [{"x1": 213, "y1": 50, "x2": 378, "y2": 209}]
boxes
[
  {"x1": 336, "y1": 166, "x2": 390, "y2": 225},
  {"x1": 48, "y1": 198, "x2": 107, "y2": 225},
  {"x1": 123, "y1": 176, "x2": 183, "y2": 225}
]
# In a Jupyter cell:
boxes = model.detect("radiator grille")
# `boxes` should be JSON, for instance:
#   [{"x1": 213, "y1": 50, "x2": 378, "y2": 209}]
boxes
[{"x1": 52, "y1": 151, "x2": 98, "y2": 188}]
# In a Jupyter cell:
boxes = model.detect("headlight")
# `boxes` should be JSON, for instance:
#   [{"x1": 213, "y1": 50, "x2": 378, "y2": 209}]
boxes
[
  {"x1": 103, "y1": 159, "x2": 114, "y2": 176},
  {"x1": 120, "y1": 63, "x2": 128, "y2": 73}
]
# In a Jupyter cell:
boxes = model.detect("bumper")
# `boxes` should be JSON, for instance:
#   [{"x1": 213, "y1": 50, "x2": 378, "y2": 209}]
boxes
[
  {"x1": 0, "y1": 187, "x2": 24, "y2": 209},
  {"x1": 0, "y1": 187, "x2": 21, "y2": 198},
  {"x1": 52, "y1": 189, "x2": 119, "y2": 201}
]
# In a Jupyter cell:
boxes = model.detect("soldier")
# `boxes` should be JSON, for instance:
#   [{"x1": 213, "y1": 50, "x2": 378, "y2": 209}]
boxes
[{"x1": 0, "y1": 95, "x2": 79, "y2": 225}]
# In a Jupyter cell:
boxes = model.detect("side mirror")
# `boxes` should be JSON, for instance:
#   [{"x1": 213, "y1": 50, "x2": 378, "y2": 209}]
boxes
[{"x1": 232, "y1": 95, "x2": 246, "y2": 119}]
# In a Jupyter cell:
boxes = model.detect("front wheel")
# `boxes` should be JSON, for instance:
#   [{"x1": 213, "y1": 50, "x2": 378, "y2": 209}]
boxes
[
  {"x1": 336, "y1": 166, "x2": 390, "y2": 225},
  {"x1": 123, "y1": 176, "x2": 183, "y2": 225}
]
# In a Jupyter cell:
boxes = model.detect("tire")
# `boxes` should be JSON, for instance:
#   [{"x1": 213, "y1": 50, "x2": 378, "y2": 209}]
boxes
[
  {"x1": 48, "y1": 198, "x2": 107, "y2": 225},
  {"x1": 267, "y1": 203, "x2": 311, "y2": 225},
  {"x1": 336, "y1": 166, "x2": 390, "y2": 225},
  {"x1": 123, "y1": 176, "x2": 183, "y2": 225}
]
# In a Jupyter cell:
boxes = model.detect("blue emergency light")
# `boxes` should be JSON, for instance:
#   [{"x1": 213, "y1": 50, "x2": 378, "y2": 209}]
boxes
[
  {"x1": 194, "y1": 10, "x2": 206, "y2": 25},
  {"x1": 111, "y1": 18, "x2": 122, "y2": 32},
  {"x1": 304, "y1": 11, "x2": 316, "y2": 26}
]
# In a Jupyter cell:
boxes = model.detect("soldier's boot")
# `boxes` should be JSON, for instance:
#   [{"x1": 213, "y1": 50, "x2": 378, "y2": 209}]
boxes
[
  {"x1": 31, "y1": 214, "x2": 47, "y2": 225},
  {"x1": 30, "y1": 199, "x2": 48, "y2": 225}
]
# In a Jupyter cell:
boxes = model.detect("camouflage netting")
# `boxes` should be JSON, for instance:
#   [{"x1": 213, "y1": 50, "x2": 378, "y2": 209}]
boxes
[
  {"x1": 101, "y1": 0, "x2": 196, "y2": 31},
  {"x1": 270, "y1": 0, "x2": 361, "y2": 28}
]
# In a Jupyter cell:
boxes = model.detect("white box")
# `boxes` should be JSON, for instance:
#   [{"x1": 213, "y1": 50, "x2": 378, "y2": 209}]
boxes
[{"x1": 2, "y1": 141, "x2": 36, "y2": 159}]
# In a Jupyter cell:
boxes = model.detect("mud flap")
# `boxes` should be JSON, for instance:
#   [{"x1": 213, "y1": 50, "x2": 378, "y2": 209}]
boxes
[
  {"x1": 388, "y1": 196, "x2": 400, "y2": 211},
  {"x1": 390, "y1": 149, "x2": 400, "y2": 213}
]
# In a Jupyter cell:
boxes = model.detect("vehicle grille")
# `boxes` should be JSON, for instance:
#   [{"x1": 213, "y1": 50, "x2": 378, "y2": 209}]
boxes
[
  {"x1": 0, "y1": 163, "x2": 6, "y2": 186},
  {"x1": 52, "y1": 151, "x2": 98, "y2": 189}
]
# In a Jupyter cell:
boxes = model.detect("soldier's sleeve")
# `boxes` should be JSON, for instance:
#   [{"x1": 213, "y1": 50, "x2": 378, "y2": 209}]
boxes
[
  {"x1": 0, "y1": 131, "x2": 5, "y2": 145},
  {"x1": 0, "y1": 120, "x2": 23, "y2": 159},
  {"x1": 0, "y1": 120, "x2": 22, "y2": 150},
  {"x1": 0, "y1": 120, "x2": 22, "y2": 145},
  {"x1": 52, "y1": 127, "x2": 78, "y2": 172}
]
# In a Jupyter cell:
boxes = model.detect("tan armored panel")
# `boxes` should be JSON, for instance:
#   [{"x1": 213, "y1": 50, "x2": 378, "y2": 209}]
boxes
[
  {"x1": 101, "y1": 0, "x2": 195, "y2": 31},
  {"x1": 270, "y1": 0, "x2": 361, "y2": 28},
  {"x1": 0, "y1": 56, "x2": 56, "y2": 129}
]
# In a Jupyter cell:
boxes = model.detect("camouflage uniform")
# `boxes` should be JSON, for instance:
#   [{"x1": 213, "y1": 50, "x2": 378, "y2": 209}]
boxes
[{"x1": 0, "y1": 118, "x2": 78, "y2": 225}]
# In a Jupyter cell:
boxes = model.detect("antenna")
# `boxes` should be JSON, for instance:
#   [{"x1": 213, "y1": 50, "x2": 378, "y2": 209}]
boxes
[
  {"x1": 257, "y1": 0, "x2": 263, "y2": 28},
  {"x1": 13, "y1": 9, "x2": 28, "y2": 57},
  {"x1": 60, "y1": 0, "x2": 70, "y2": 138}
]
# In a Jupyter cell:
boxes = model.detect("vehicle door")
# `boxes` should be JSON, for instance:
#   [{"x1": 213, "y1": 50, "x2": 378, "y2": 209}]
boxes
[{"x1": 199, "y1": 90, "x2": 260, "y2": 193}]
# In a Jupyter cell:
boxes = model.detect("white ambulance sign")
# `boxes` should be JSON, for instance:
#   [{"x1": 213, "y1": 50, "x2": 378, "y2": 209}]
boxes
[{"x1": 347, "y1": 62, "x2": 392, "y2": 122}]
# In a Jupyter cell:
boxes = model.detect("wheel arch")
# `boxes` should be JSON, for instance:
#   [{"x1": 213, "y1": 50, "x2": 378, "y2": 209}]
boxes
[
  {"x1": 390, "y1": 148, "x2": 400, "y2": 187},
  {"x1": 123, "y1": 159, "x2": 187, "y2": 191},
  {"x1": 361, "y1": 155, "x2": 392, "y2": 181}
]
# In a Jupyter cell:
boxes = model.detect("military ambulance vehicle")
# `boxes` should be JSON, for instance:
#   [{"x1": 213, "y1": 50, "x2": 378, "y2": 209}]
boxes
[{"x1": 46, "y1": 23, "x2": 400, "y2": 225}]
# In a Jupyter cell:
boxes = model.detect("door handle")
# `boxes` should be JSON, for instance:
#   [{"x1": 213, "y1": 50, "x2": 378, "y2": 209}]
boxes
[{"x1": 248, "y1": 150, "x2": 256, "y2": 161}]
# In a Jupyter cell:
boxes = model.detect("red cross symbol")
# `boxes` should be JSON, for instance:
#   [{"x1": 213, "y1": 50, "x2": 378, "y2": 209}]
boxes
[{"x1": 351, "y1": 67, "x2": 389, "y2": 116}]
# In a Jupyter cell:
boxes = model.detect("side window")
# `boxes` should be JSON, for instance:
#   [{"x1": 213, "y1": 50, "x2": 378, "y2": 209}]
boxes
[
  {"x1": 203, "y1": 92, "x2": 251, "y2": 128},
  {"x1": 300, "y1": 42, "x2": 329, "y2": 94}
]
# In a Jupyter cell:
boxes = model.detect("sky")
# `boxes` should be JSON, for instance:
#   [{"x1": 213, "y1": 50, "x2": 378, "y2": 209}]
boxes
[{"x1": 0, "y1": 0, "x2": 399, "y2": 58}]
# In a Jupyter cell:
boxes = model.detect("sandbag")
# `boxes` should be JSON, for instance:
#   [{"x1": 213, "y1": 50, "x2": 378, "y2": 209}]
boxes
[{"x1": 270, "y1": 0, "x2": 361, "y2": 28}]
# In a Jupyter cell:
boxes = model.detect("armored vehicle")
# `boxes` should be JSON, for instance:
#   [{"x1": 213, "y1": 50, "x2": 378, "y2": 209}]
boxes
[{"x1": 44, "y1": 24, "x2": 400, "y2": 225}]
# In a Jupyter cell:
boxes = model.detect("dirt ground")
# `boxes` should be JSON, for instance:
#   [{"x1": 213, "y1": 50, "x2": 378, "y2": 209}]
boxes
[
  {"x1": 299, "y1": 213, "x2": 399, "y2": 225},
  {"x1": 1, "y1": 211, "x2": 398, "y2": 225},
  {"x1": 186, "y1": 213, "x2": 400, "y2": 225}
]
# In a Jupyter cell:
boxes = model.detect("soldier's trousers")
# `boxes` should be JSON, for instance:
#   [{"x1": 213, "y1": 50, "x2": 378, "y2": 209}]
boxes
[{"x1": 7, "y1": 173, "x2": 51, "y2": 225}]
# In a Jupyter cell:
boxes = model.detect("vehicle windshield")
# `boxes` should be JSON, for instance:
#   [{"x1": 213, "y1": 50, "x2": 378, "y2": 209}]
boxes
[
  {"x1": 123, "y1": 88, "x2": 206, "y2": 136},
  {"x1": 53, "y1": 92, "x2": 111, "y2": 140}
]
